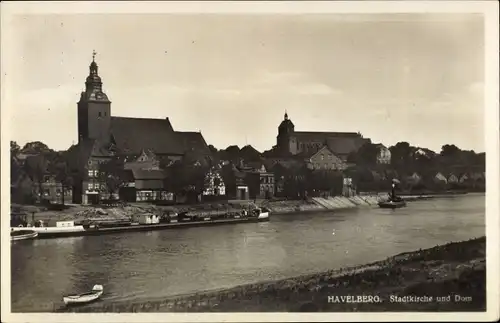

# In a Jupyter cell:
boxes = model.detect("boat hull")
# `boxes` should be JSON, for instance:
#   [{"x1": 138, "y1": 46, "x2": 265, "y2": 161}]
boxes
[
  {"x1": 11, "y1": 216, "x2": 269, "y2": 239},
  {"x1": 257, "y1": 211, "x2": 270, "y2": 221},
  {"x1": 63, "y1": 291, "x2": 103, "y2": 305},
  {"x1": 10, "y1": 230, "x2": 38, "y2": 241},
  {"x1": 11, "y1": 226, "x2": 86, "y2": 234},
  {"x1": 378, "y1": 201, "x2": 407, "y2": 209}
]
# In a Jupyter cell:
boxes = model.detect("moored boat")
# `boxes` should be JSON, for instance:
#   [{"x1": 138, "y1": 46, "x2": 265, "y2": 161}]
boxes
[
  {"x1": 378, "y1": 199, "x2": 407, "y2": 209},
  {"x1": 11, "y1": 220, "x2": 86, "y2": 237},
  {"x1": 378, "y1": 180, "x2": 407, "y2": 209},
  {"x1": 253, "y1": 207, "x2": 270, "y2": 221},
  {"x1": 63, "y1": 284, "x2": 104, "y2": 305},
  {"x1": 10, "y1": 230, "x2": 38, "y2": 241}
]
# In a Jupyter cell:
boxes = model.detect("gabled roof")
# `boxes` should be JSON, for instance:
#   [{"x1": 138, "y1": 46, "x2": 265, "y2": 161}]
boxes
[
  {"x1": 294, "y1": 131, "x2": 361, "y2": 138},
  {"x1": 131, "y1": 168, "x2": 166, "y2": 180},
  {"x1": 293, "y1": 132, "x2": 370, "y2": 156},
  {"x1": 110, "y1": 116, "x2": 184, "y2": 155},
  {"x1": 66, "y1": 138, "x2": 112, "y2": 171},
  {"x1": 302, "y1": 145, "x2": 334, "y2": 159},
  {"x1": 176, "y1": 131, "x2": 212, "y2": 156}
]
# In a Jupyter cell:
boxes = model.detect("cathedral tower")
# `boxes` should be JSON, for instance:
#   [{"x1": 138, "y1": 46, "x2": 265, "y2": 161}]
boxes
[{"x1": 77, "y1": 50, "x2": 111, "y2": 144}]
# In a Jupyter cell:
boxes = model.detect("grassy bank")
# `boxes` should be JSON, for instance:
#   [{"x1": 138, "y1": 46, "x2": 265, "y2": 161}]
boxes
[{"x1": 58, "y1": 236, "x2": 486, "y2": 313}]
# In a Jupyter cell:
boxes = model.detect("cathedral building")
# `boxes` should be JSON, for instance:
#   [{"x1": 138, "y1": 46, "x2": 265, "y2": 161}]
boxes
[
  {"x1": 274, "y1": 112, "x2": 371, "y2": 161},
  {"x1": 68, "y1": 52, "x2": 211, "y2": 204}
]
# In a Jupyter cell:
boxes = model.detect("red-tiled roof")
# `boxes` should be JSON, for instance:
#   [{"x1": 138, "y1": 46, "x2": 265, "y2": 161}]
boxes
[{"x1": 110, "y1": 117, "x2": 184, "y2": 155}]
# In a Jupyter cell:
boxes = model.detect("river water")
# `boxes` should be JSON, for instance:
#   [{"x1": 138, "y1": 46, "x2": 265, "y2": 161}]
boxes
[{"x1": 11, "y1": 193, "x2": 485, "y2": 312}]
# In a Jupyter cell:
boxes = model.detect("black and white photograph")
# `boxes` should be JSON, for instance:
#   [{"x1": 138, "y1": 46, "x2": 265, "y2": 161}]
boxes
[{"x1": 1, "y1": 1, "x2": 499, "y2": 322}]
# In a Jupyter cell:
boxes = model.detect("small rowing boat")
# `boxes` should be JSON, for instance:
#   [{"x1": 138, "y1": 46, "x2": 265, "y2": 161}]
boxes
[
  {"x1": 11, "y1": 230, "x2": 38, "y2": 241},
  {"x1": 63, "y1": 285, "x2": 104, "y2": 305}
]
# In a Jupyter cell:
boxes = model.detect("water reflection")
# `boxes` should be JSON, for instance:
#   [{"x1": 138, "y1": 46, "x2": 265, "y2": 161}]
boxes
[{"x1": 12, "y1": 194, "x2": 485, "y2": 312}]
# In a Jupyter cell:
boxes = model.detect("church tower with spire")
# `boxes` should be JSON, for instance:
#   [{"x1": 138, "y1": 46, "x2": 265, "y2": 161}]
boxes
[{"x1": 77, "y1": 50, "x2": 111, "y2": 144}]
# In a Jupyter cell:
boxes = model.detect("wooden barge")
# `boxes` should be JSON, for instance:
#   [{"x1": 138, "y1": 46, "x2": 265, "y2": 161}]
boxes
[{"x1": 11, "y1": 208, "x2": 270, "y2": 240}]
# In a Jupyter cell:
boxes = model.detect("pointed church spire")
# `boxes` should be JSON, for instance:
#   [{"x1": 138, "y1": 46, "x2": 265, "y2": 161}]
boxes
[
  {"x1": 284, "y1": 110, "x2": 288, "y2": 120},
  {"x1": 81, "y1": 49, "x2": 110, "y2": 102}
]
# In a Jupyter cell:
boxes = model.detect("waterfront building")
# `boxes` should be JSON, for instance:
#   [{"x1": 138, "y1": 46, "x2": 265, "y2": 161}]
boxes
[
  {"x1": 33, "y1": 173, "x2": 73, "y2": 205},
  {"x1": 374, "y1": 143, "x2": 391, "y2": 164},
  {"x1": 68, "y1": 52, "x2": 212, "y2": 204},
  {"x1": 123, "y1": 149, "x2": 161, "y2": 171},
  {"x1": 434, "y1": 172, "x2": 448, "y2": 184},
  {"x1": 243, "y1": 164, "x2": 275, "y2": 200},
  {"x1": 447, "y1": 173, "x2": 459, "y2": 184},
  {"x1": 120, "y1": 169, "x2": 170, "y2": 202},
  {"x1": 220, "y1": 164, "x2": 250, "y2": 200},
  {"x1": 274, "y1": 112, "x2": 371, "y2": 161},
  {"x1": 303, "y1": 145, "x2": 348, "y2": 171},
  {"x1": 203, "y1": 168, "x2": 226, "y2": 198}
]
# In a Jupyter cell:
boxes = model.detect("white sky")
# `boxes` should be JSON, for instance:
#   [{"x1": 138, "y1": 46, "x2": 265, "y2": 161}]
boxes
[{"x1": 5, "y1": 13, "x2": 485, "y2": 153}]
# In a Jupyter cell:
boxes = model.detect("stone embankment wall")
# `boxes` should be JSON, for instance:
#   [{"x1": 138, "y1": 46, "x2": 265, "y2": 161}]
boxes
[{"x1": 262, "y1": 194, "x2": 387, "y2": 214}]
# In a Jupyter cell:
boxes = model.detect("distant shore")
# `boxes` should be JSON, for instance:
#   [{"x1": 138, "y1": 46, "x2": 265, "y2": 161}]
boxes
[{"x1": 57, "y1": 236, "x2": 486, "y2": 313}]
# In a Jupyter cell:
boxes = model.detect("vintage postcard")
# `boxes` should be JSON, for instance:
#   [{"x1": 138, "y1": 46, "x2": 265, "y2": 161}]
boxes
[{"x1": 1, "y1": 1, "x2": 499, "y2": 322}]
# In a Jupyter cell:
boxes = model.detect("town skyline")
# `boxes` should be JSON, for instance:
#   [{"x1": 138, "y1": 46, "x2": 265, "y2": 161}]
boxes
[{"x1": 7, "y1": 13, "x2": 484, "y2": 153}]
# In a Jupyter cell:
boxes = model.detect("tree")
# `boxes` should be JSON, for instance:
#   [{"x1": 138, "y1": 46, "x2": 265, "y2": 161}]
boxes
[
  {"x1": 389, "y1": 142, "x2": 413, "y2": 167},
  {"x1": 21, "y1": 141, "x2": 52, "y2": 154},
  {"x1": 11, "y1": 141, "x2": 20, "y2": 156},
  {"x1": 98, "y1": 156, "x2": 126, "y2": 200},
  {"x1": 350, "y1": 143, "x2": 380, "y2": 166},
  {"x1": 218, "y1": 145, "x2": 241, "y2": 162},
  {"x1": 440, "y1": 144, "x2": 461, "y2": 157},
  {"x1": 48, "y1": 154, "x2": 73, "y2": 205},
  {"x1": 240, "y1": 145, "x2": 262, "y2": 162},
  {"x1": 164, "y1": 158, "x2": 210, "y2": 203},
  {"x1": 208, "y1": 145, "x2": 218, "y2": 155},
  {"x1": 24, "y1": 155, "x2": 49, "y2": 202}
]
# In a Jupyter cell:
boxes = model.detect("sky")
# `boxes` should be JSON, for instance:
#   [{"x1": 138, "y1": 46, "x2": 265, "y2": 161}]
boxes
[{"x1": 5, "y1": 13, "x2": 485, "y2": 153}]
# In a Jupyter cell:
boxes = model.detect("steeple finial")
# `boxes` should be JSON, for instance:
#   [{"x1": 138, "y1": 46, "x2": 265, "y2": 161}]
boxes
[
  {"x1": 284, "y1": 110, "x2": 288, "y2": 120},
  {"x1": 92, "y1": 50, "x2": 97, "y2": 62}
]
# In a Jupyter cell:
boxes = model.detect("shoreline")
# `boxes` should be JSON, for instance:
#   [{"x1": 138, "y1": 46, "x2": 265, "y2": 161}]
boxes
[
  {"x1": 55, "y1": 236, "x2": 486, "y2": 313},
  {"x1": 11, "y1": 192, "x2": 480, "y2": 225}
]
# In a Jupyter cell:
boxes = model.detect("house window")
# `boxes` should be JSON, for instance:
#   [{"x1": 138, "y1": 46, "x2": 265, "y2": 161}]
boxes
[
  {"x1": 43, "y1": 189, "x2": 50, "y2": 196},
  {"x1": 88, "y1": 183, "x2": 94, "y2": 190},
  {"x1": 321, "y1": 154, "x2": 324, "y2": 160},
  {"x1": 98, "y1": 112, "x2": 102, "y2": 117},
  {"x1": 104, "y1": 112, "x2": 107, "y2": 116},
  {"x1": 56, "y1": 189, "x2": 62, "y2": 196}
]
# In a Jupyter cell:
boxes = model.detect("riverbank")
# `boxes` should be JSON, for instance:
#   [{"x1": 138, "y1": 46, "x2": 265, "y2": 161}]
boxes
[
  {"x1": 259, "y1": 193, "x2": 463, "y2": 214},
  {"x1": 57, "y1": 236, "x2": 485, "y2": 313},
  {"x1": 13, "y1": 192, "x2": 472, "y2": 224}
]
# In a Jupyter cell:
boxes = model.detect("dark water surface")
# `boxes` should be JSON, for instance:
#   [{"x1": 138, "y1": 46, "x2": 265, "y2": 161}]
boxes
[{"x1": 11, "y1": 194, "x2": 485, "y2": 312}]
